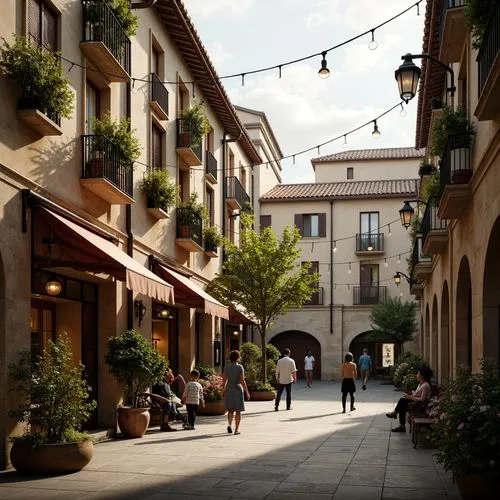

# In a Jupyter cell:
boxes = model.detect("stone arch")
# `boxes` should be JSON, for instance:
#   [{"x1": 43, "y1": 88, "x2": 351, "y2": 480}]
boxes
[
  {"x1": 348, "y1": 330, "x2": 397, "y2": 377},
  {"x1": 269, "y1": 331, "x2": 321, "y2": 380},
  {"x1": 441, "y1": 281, "x2": 450, "y2": 383},
  {"x1": 424, "y1": 303, "x2": 430, "y2": 362},
  {"x1": 482, "y1": 216, "x2": 500, "y2": 363},
  {"x1": 456, "y1": 256, "x2": 472, "y2": 369},
  {"x1": 431, "y1": 295, "x2": 439, "y2": 376}
]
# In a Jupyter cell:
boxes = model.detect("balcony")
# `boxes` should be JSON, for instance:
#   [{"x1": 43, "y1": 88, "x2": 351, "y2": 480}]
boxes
[
  {"x1": 412, "y1": 238, "x2": 432, "y2": 280},
  {"x1": 176, "y1": 119, "x2": 203, "y2": 166},
  {"x1": 422, "y1": 202, "x2": 448, "y2": 255},
  {"x1": 176, "y1": 207, "x2": 203, "y2": 252},
  {"x1": 226, "y1": 176, "x2": 250, "y2": 211},
  {"x1": 80, "y1": 0, "x2": 131, "y2": 85},
  {"x1": 475, "y1": 0, "x2": 500, "y2": 121},
  {"x1": 437, "y1": 133, "x2": 473, "y2": 219},
  {"x1": 439, "y1": 0, "x2": 466, "y2": 63},
  {"x1": 353, "y1": 286, "x2": 386, "y2": 306},
  {"x1": 16, "y1": 108, "x2": 62, "y2": 137},
  {"x1": 355, "y1": 233, "x2": 384, "y2": 255},
  {"x1": 205, "y1": 151, "x2": 218, "y2": 183},
  {"x1": 149, "y1": 73, "x2": 169, "y2": 120},
  {"x1": 80, "y1": 135, "x2": 134, "y2": 204},
  {"x1": 304, "y1": 287, "x2": 324, "y2": 306}
]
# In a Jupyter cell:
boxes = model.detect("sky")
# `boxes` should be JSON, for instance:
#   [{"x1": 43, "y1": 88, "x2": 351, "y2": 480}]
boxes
[{"x1": 181, "y1": 0, "x2": 426, "y2": 184}]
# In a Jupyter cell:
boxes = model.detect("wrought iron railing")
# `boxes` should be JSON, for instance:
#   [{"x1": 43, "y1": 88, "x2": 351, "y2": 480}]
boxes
[
  {"x1": 421, "y1": 202, "x2": 448, "y2": 246},
  {"x1": 477, "y1": 0, "x2": 499, "y2": 96},
  {"x1": 176, "y1": 207, "x2": 203, "y2": 244},
  {"x1": 353, "y1": 286, "x2": 386, "y2": 305},
  {"x1": 206, "y1": 151, "x2": 217, "y2": 181},
  {"x1": 81, "y1": 135, "x2": 133, "y2": 197},
  {"x1": 150, "y1": 73, "x2": 169, "y2": 116},
  {"x1": 356, "y1": 233, "x2": 384, "y2": 252},
  {"x1": 226, "y1": 176, "x2": 251, "y2": 211},
  {"x1": 82, "y1": 0, "x2": 131, "y2": 75},
  {"x1": 439, "y1": 133, "x2": 473, "y2": 196},
  {"x1": 176, "y1": 118, "x2": 203, "y2": 161},
  {"x1": 304, "y1": 287, "x2": 324, "y2": 306}
]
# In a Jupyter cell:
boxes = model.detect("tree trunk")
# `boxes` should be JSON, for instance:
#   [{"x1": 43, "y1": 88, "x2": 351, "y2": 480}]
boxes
[{"x1": 260, "y1": 327, "x2": 267, "y2": 383}]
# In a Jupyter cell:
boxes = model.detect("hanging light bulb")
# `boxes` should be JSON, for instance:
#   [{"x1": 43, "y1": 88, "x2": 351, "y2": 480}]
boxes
[
  {"x1": 388, "y1": 224, "x2": 392, "y2": 237},
  {"x1": 343, "y1": 135, "x2": 348, "y2": 148},
  {"x1": 368, "y1": 30, "x2": 378, "y2": 50},
  {"x1": 372, "y1": 120, "x2": 381, "y2": 138},
  {"x1": 348, "y1": 262, "x2": 352, "y2": 274},
  {"x1": 400, "y1": 103, "x2": 407, "y2": 117},
  {"x1": 397, "y1": 254, "x2": 401, "y2": 264},
  {"x1": 318, "y1": 51, "x2": 330, "y2": 79},
  {"x1": 333, "y1": 241, "x2": 338, "y2": 253},
  {"x1": 384, "y1": 258, "x2": 388, "y2": 268},
  {"x1": 45, "y1": 275, "x2": 62, "y2": 296}
]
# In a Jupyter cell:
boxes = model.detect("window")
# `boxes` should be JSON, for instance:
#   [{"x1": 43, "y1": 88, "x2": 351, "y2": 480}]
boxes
[
  {"x1": 206, "y1": 186, "x2": 214, "y2": 225},
  {"x1": 295, "y1": 213, "x2": 326, "y2": 238},
  {"x1": 85, "y1": 81, "x2": 100, "y2": 134},
  {"x1": 302, "y1": 262, "x2": 321, "y2": 305},
  {"x1": 360, "y1": 263, "x2": 379, "y2": 287},
  {"x1": 152, "y1": 122, "x2": 163, "y2": 170},
  {"x1": 240, "y1": 165, "x2": 247, "y2": 191},
  {"x1": 260, "y1": 215, "x2": 271, "y2": 229},
  {"x1": 28, "y1": 0, "x2": 57, "y2": 50},
  {"x1": 152, "y1": 45, "x2": 161, "y2": 77},
  {"x1": 347, "y1": 167, "x2": 354, "y2": 180},
  {"x1": 360, "y1": 212, "x2": 379, "y2": 234}
]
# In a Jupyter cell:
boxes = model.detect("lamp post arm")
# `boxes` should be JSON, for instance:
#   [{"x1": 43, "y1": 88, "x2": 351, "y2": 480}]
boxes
[
  {"x1": 396, "y1": 271, "x2": 412, "y2": 284},
  {"x1": 402, "y1": 53, "x2": 455, "y2": 95}
]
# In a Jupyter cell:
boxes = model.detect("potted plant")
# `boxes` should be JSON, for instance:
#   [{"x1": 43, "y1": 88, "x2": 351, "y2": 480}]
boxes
[
  {"x1": 140, "y1": 169, "x2": 179, "y2": 219},
  {"x1": 89, "y1": 112, "x2": 141, "y2": 176},
  {"x1": 421, "y1": 169, "x2": 440, "y2": 207},
  {"x1": 8, "y1": 335, "x2": 96, "y2": 474},
  {"x1": 465, "y1": 0, "x2": 496, "y2": 50},
  {"x1": 86, "y1": 0, "x2": 139, "y2": 40},
  {"x1": 104, "y1": 329, "x2": 168, "y2": 438},
  {"x1": 179, "y1": 102, "x2": 211, "y2": 148},
  {"x1": 240, "y1": 342, "x2": 277, "y2": 401},
  {"x1": 430, "y1": 97, "x2": 443, "y2": 110},
  {"x1": 430, "y1": 359, "x2": 499, "y2": 499},
  {"x1": 418, "y1": 159, "x2": 436, "y2": 177},
  {"x1": 203, "y1": 225, "x2": 224, "y2": 257},
  {"x1": 198, "y1": 374, "x2": 226, "y2": 415},
  {"x1": 0, "y1": 35, "x2": 73, "y2": 124},
  {"x1": 177, "y1": 192, "x2": 207, "y2": 239},
  {"x1": 392, "y1": 352, "x2": 428, "y2": 389}
]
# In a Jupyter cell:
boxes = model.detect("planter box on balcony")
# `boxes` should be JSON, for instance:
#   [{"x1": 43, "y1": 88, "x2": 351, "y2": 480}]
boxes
[
  {"x1": 438, "y1": 184, "x2": 472, "y2": 219},
  {"x1": 439, "y1": 2, "x2": 466, "y2": 63},
  {"x1": 475, "y1": 54, "x2": 500, "y2": 121},
  {"x1": 423, "y1": 229, "x2": 448, "y2": 255},
  {"x1": 410, "y1": 281, "x2": 424, "y2": 298},
  {"x1": 414, "y1": 260, "x2": 432, "y2": 280},
  {"x1": 16, "y1": 109, "x2": 63, "y2": 137},
  {"x1": 80, "y1": 176, "x2": 134, "y2": 205},
  {"x1": 80, "y1": 42, "x2": 129, "y2": 83},
  {"x1": 204, "y1": 249, "x2": 218, "y2": 258},
  {"x1": 147, "y1": 207, "x2": 169, "y2": 220}
]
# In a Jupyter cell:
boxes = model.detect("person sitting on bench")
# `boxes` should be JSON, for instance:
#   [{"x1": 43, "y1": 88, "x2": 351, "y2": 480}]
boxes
[
  {"x1": 386, "y1": 365, "x2": 433, "y2": 432},
  {"x1": 153, "y1": 369, "x2": 188, "y2": 431}
]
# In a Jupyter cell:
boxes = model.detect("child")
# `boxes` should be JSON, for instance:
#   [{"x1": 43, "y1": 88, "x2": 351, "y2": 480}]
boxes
[
  {"x1": 182, "y1": 369, "x2": 205, "y2": 430},
  {"x1": 341, "y1": 352, "x2": 357, "y2": 414}
]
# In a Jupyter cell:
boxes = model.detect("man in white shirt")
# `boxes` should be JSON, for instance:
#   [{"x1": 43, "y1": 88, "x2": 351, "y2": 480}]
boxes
[
  {"x1": 275, "y1": 348, "x2": 297, "y2": 411},
  {"x1": 304, "y1": 350, "x2": 315, "y2": 388}
]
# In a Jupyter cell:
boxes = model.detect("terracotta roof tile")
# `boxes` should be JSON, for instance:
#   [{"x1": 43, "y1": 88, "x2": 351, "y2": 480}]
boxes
[
  {"x1": 311, "y1": 147, "x2": 425, "y2": 163},
  {"x1": 261, "y1": 179, "x2": 419, "y2": 201}
]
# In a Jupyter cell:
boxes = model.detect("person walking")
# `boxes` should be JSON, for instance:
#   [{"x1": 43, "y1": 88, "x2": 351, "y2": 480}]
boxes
[
  {"x1": 182, "y1": 369, "x2": 205, "y2": 430},
  {"x1": 341, "y1": 352, "x2": 357, "y2": 414},
  {"x1": 358, "y1": 348, "x2": 373, "y2": 390},
  {"x1": 275, "y1": 348, "x2": 297, "y2": 411},
  {"x1": 304, "y1": 350, "x2": 315, "y2": 388},
  {"x1": 222, "y1": 350, "x2": 250, "y2": 435}
]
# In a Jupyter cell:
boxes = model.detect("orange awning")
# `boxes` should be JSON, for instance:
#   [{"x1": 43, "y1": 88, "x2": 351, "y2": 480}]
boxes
[
  {"x1": 37, "y1": 208, "x2": 174, "y2": 304},
  {"x1": 156, "y1": 265, "x2": 228, "y2": 319},
  {"x1": 229, "y1": 304, "x2": 256, "y2": 325}
]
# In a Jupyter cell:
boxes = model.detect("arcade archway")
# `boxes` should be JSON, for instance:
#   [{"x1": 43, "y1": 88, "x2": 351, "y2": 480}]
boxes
[
  {"x1": 456, "y1": 256, "x2": 472, "y2": 369},
  {"x1": 269, "y1": 331, "x2": 321, "y2": 380}
]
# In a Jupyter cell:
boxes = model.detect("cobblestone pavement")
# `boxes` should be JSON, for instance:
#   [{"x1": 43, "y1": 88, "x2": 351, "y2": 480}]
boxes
[{"x1": 0, "y1": 380, "x2": 461, "y2": 499}]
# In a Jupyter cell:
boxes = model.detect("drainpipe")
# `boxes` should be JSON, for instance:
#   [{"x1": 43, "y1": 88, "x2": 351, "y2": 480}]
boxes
[
  {"x1": 330, "y1": 200, "x2": 333, "y2": 334},
  {"x1": 126, "y1": 71, "x2": 133, "y2": 329},
  {"x1": 131, "y1": 0, "x2": 157, "y2": 9}
]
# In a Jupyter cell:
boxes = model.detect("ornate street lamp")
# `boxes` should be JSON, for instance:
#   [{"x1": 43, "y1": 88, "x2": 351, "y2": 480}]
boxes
[
  {"x1": 393, "y1": 271, "x2": 411, "y2": 286},
  {"x1": 399, "y1": 201, "x2": 415, "y2": 229}
]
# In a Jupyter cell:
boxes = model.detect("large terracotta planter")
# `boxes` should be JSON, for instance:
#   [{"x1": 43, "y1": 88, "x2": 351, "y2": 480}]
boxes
[
  {"x1": 249, "y1": 390, "x2": 276, "y2": 401},
  {"x1": 117, "y1": 407, "x2": 150, "y2": 438},
  {"x1": 10, "y1": 440, "x2": 93, "y2": 474},
  {"x1": 456, "y1": 474, "x2": 496, "y2": 500},
  {"x1": 198, "y1": 400, "x2": 226, "y2": 415}
]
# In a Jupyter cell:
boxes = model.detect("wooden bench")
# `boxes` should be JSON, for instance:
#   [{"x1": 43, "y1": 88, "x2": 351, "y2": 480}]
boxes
[
  {"x1": 407, "y1": 383, "x2": 440, "y2": 448},
  {"x1": 411, "y1": 416, "x2": 435, "y2": 448},
  {"x1": 137, "y1": 393, "x2": 167, "y2": 426}
]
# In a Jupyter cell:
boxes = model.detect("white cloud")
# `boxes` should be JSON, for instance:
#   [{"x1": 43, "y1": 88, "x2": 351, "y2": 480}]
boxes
[
  {"x1": 184, "y1": 0, "x2": 254, "y2": 18},
  {"x1": 306, "y1": 0, "x2": 340, "y2": 28},
  {"x1": 207, "y1": 41, "x2": 232, "y2": 66}
]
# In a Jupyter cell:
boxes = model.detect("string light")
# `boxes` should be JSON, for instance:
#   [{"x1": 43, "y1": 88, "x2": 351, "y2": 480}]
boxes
[
  {"x1": 343, "y1": 135, "x2": 348, "y2": 148},
  {"x1": 400, "y1": 103, "x2": 407, "y2": 117},
  {"x1": 372, "y1": 119, "x2": 381, "y2": 138},
  {"x1": 384, "y1": 258, "x2": 388, "y2": 268},
  {"x1": 388, "y1": 224, "x2": 392, "y2": 236},
  {"x1": 397, "y1": 254, "x2": 401, "y2": 264},
  {"x1": 318, "y1": 51, "x2": 330, "y2": 79},
  {"x1": 348, "y1": 262, "x2": 352, "y2": 274},
  {"x1": 333, "y1": 241, "x2": 338, "y2": 253},
  {"x1": 368, "y1": 30, "x2": 378, "y2": 50}
]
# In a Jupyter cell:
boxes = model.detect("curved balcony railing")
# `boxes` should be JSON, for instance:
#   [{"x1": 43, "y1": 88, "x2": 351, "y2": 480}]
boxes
[
  {"x1": 176, "y1": 118, "x2": 203, "y2": 162},
  {"x1": 206, "y1": 151, "x2": 218, "y2": 181},
  {"x1": 304, "y1": 287, "x2": 324, "y2": 306},
  {"x1": 226, "y1": 176, "x2": 250, "y2": 211},
  {"x1": 176, "y1": 207, "x2": 203, "y2": 244},
  {"x1": 150, "y1": 73, "x2": 169, "y2": 116},
  {"x1": 421, "y1": 202, "x2": 447, "y2": 245},
  {"x1": 356, "y1": 233, "x2": 384, "y2": 252},
  {"x1": 439, "y1": 133, "x2": 473, "y2": 195},
  {"x1": 477, "y1": 0, "x2": 499, "y2": 96},
  {"x1": 353, "y1": 286, "x2": 386, "y2": 305}
]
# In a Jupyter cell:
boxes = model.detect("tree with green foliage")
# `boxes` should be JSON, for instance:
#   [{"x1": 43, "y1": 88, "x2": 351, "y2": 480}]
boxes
[
  {"x1": 207, "y1": 214, "x2": 318, "y2": 382},
  {"x1": 369, "y1": 297, "x2": 417, "y2": 353}
]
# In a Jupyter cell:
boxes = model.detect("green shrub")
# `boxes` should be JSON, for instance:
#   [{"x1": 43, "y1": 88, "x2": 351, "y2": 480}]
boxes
[
  {"x1": 431, "y1": 105, "x2": 475, "y2": 157},
  {"x1": 203, "y1": 225, "x2": 224, "y2": 249},
  {"x1": 247, "y1": 381, "x2": 274, "y2": 392},
  {"x1": 180, "y1": 102, "x2": 210, "y2": 147},
  {"x1": 402, "y1": 372, "x2": 418, "y2": 392},
  {"x1": 195, "y1": 364, "x2": 214, "y2": 380},
  {"x1": 421, "y1": 169, "x2": 440, "y2": 206},
  {"x1": 0, "y1": 35, "x2": 74, "y2": 119},
  {"x1": 392, "y1": 352, "x2": 430, "y2": 388},
  {"x1": 140, "y1": 169, "x2": 178, "y2": 212},
  {"x1": 465, "y1": 0, "x2": 496, "y2": 50},
  {"x1": 240, "y1": 342, "x2": 261, "y2": 386},
  {"x1": 8, "y1": 334, "x2": 96, "y2": 446}
]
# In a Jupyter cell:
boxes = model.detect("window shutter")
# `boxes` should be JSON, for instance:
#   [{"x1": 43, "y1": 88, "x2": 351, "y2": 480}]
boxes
[
  {"x1": 152, "y1": 123, "x2": 162, "y2": 169},
  {"x1": 294, "y1": 214, "x2": 303, "y2": 236},
  {"x1": 42, "y1": 6, "x2": 57, "y2": 51},
  {"x1": 28, "y1": 0, "x2": 41, "y2": 45},
  {"x1": 318, "y1": 213, "x2": 326, "y2": 237},
  {"x1": 260, "y1": 215, "x2": 271, "y2": 229}
]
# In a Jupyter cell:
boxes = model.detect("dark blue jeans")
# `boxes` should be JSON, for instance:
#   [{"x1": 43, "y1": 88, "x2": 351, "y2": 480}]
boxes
[
  {"x1": 186, "y1": 404, "x2": 198, "y2": 427},
  {"x1": 275, "y1": 383, "x2": 292, "y2": 409}
]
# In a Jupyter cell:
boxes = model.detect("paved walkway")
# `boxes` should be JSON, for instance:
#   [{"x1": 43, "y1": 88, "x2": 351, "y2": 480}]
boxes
[{"x1": 0, "y1": 381, "x2": 460, "y2": 500}]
